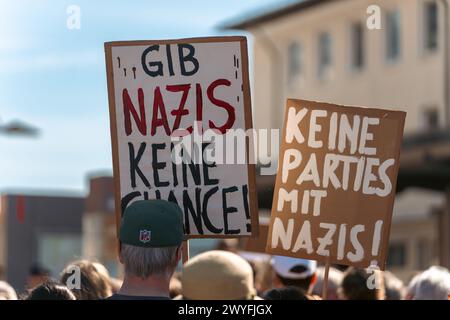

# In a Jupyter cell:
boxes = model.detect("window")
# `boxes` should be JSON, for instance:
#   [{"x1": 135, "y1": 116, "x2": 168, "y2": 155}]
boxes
[
  {"x1": 387, "y1": 242, "x2": 406, "y2": 267},
  {"x1": 416, "y1": 239, "x2": 431, "y2": 270},
  {"x1": 424, "y1": 1, "x2": 438, "y2": 51},
  {"x1": 38, "y1": 233, "x2": 82, "y2": 277},
  {"x1": 288, "y1": 42, "x2": 301, "y2": 83},
  {"x1": 318, "y1": 32, "x2": 332, "y2": 78},
  {"x1": 350, "y1": 22, "x2": 365, "y2": 70},
  {"x1": 420, "y1": 107, "x2": 439, "y2": 130},
  {"x1": 386, "y1": 10, "x2": 401, "y2": 62}
]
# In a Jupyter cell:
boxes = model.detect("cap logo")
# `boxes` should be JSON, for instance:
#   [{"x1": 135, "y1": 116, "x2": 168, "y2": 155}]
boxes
[{"x1": 139, "y1": 230, "x2": 151, "y2": 243}]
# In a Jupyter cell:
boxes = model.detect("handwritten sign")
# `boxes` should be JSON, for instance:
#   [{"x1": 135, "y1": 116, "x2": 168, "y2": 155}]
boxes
[
  {"x1": 105, "y1": 37, "x2": 258, "y2": 238},
  {"x1": 266, "y1": 99, "x2": 406, "y2": 269}
]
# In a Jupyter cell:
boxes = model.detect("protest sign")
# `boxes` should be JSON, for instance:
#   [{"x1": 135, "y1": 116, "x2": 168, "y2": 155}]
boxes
[
  {"x1": 104, "y1": 37, "x2": 258, "y2": 238},
  {"x1": 266, "y1": 99, "x2": 406, "y2": 269}
]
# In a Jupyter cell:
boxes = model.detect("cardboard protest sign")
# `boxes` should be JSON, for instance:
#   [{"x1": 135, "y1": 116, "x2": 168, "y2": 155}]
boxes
[
  {"x1": 104, "y1": 37, "x2": 258, "y2": 238},
  {"x1": 266, "y1": 99, "x2": 406, "y2": 269}
]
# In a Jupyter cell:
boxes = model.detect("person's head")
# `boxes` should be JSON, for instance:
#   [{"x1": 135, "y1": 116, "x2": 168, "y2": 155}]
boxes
[
  {"x1": 339, "y1": 268, "x2": 384, "y2": 300},
  {"x1": 25, "y1": 281, "x2": 76, "y2": 300},
  {"x1": 312, "y1": 266, "x2": 343, "y2": 300},
  {"x1": 179, "y1": 250, "x2": 259, "y2": 300},
  {"x1": 383, "y1": 271, "x2": 405, "y2": 300},
  {"x1": 169, "y1": 273, "x2": 182, "y2": 299},
  {"x1": 60, "y1": 260, "x2": 112, "y2": 300},
  {"x1": 27, "y1": 263, "x2": 50, "y2": 289},
  {"x1": 0, "y1": 281, "x2": 17, "y2": 300},
  {"x1": 271, "y1": 256, "x2": 317, "y2": 293},
  {"x1": 406, "y1": 266, "x2": 450, "y2": 300},
  {"x1": 92, "y1": 262, "x2": 110, "y2": 279},
  {"x1": 237, "y1": 252, "x2": 274, "y2": 294},
  {"x1": 257, "y1": 258, "x2": 276, "y2": 294},
  {"x1": 119, "y1": 200, "x2": 183, "y2": 282},
  {"x1": 245, "y1": 258, "x2": 267, "y2": 295},
  {"x1": 263, "y1": 286, "x2": 309, "y2": 300},
  {"x1": 215, "y1": 239, "x2": 239, "y2": 253}
]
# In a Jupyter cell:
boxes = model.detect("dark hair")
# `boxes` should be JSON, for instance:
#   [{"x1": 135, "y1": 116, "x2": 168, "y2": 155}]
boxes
[
  {"x1": 341, "y1": 268, "x2": 384, "y2": 300},
  {"x1": 263, "y1": 286, "x2": 308, "y2": 300},
  {"x1": 25, "y1": 281, "x2": 76, "y2": 300},
  {"x1": 276, "y1": 274, "x2": 315, "y2": 291}
]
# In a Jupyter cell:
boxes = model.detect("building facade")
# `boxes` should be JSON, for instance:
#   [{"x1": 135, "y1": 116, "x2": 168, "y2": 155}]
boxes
[
  {"x1": 229, "y1": 0, "x2": 445, "y2": 135},
  {"x1": 0, "y1": 193, "x2": 84, "y2": 291},
  {"x1": 82, "y1": 175, "x2": 120, "y2": 277},
  {"x1": 225, "y1": 0, "x2": 450, "y2": 281}
]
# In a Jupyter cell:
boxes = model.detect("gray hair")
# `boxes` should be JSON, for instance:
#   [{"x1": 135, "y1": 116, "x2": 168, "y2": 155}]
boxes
[
  {"x1": 0, "y1": 281, "x2": 17, "y2": 300},
  {"x1": 121, "y1": 244, "x2": 179, "y2": 278},
  {"x1": 408, "y1": 266, "x2": 450, "y2": 300}
]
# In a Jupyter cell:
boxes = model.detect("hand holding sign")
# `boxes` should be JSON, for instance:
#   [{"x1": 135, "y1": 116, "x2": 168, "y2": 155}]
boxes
[{"x1": 266, "y1": 99, "x2": 406, "y2": 269}]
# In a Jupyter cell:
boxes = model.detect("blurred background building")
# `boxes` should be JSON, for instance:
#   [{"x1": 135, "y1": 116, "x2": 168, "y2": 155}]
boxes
[
  {"x1": 224, "y1": 0, "x2": 450, "y2": 281},
  {"x1": 82, "y1": 175, "x2": 119, "y2": 277},
  {"x1": 0, "y1": 193, "x2": 83, "y2": 290},
  {"x1": 225, "y1": 0, "x2": 445, "y2": 134}
]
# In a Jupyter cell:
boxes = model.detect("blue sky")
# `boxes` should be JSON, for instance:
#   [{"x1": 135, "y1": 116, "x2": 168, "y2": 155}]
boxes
[{"x1": 0, "y1": 0, "x2": 291, "y2": 195}]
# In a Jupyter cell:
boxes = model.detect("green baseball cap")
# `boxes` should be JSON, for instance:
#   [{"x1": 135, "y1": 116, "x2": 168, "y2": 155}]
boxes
[{"x1": 119, "y1": 200, "x2": 184, "y2": 247}]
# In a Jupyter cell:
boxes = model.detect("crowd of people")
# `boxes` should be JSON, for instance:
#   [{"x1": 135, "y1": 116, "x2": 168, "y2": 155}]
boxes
[{"x1": 0, "y1": 199, "x2": 449, "y2": 301}]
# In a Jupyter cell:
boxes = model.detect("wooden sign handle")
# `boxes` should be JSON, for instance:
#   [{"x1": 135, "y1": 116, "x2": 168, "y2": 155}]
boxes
[
  {"x1": 182, "y1": 240, "x2": 190, "y2": 264},
  {"x1": 321, "y1": 258, "x2": 331, "y2": 300}
]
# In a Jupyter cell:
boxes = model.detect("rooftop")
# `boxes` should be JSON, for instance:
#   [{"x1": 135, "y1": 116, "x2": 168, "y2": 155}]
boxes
[
  {"x1": 392, "y1": 187, "x2": 444, "y2": 222},
  {"x1": 221, "y1": 0, "x2": 338, "y2": 30}
]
